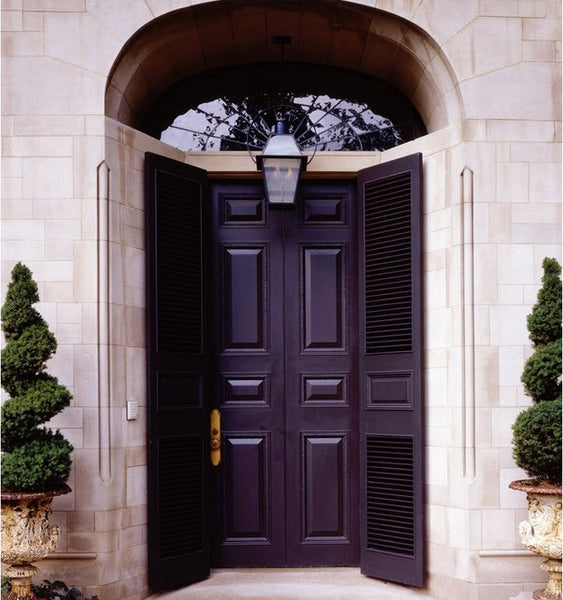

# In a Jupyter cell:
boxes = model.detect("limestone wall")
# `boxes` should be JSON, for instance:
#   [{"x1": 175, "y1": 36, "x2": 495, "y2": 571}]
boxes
[{"x1": 1, "y1": 1, "x2": 561, "y2": 600}]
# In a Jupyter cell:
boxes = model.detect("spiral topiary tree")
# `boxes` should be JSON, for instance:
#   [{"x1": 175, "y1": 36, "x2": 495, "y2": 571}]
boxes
[
  {"x1": 1, "y1": 262, "x2": 73, "y2": 493},
  {"x1": 512, "y1": 257, "x2": 562, "y2": 485}
]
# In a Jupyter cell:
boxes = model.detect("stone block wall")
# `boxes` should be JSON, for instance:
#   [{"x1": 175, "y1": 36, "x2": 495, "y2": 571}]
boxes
[{"x1": 1, "y1": 1, "x2": 561, "y2": 599}]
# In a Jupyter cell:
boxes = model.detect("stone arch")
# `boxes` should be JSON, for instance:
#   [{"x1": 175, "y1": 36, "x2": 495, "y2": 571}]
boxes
[{"x1": 105, "y1": 0, "x2": 463, "y2": 138}]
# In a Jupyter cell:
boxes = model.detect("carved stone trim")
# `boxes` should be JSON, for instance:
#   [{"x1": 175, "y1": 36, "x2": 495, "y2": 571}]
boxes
[
  {"x1": 510, "y1": 480, "x2": 562, "y2": 497},
  {"x1": 460, "y1": 165, "x2": 475, "y2": 482}
]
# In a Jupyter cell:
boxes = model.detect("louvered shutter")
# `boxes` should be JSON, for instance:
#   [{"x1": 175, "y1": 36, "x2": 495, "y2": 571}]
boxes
[
  {"x1": 146, "y1": 152, "x2": 210, "y2": 590},
  {"x1": 358, "y1": 154, "x2": 425, "y2": 586}
]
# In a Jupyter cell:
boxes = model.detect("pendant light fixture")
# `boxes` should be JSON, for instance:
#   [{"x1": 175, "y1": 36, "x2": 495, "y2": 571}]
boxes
[{"x1": 256, "y1": 120, "x2": 307, "y2": 205}]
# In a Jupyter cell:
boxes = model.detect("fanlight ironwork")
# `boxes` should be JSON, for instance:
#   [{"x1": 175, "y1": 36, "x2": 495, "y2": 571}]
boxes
[{"x1": 160, "y1": 93, "x2": 405, "y2": 153}]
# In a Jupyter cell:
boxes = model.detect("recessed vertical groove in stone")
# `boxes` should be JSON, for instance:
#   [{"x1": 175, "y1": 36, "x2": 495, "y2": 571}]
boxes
[
  {"x1": 97, "y1": 160, "x2": 112, "y2": 485},
  {"x1": 460, "y1": 166, "x2": 475, "y2": 482}
]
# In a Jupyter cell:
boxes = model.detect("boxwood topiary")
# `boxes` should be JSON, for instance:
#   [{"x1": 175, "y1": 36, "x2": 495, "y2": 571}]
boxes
[
  {"x1": 521, "y1": 339, "x2": 562, "y2": 403},
  {"x1": 1, "y1": 263, "x2": 73, "y2": 492},
  {"x1": 512, "y1": 257, "x2": 562, "y2": 486},
  {"x1": 512, "y1": 398, "x2": 562, "y2": 485},
  {"x1": 526, "y1": 257, "x2": 562, "y2": 347}
]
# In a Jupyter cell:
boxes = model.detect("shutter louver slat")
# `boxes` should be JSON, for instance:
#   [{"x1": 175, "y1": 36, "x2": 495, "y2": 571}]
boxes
[
  {"x1": 364, "y1": 171, "x2": 412, "y2": 354},
  {"x1": 156, "y1": 170, "x2": 203, "y2": 355},
  {"x1": 159, "y1": 437, "x2": 204, "y2": 558},
  {"x1": 366, "y1": 436, "x2": 415, "y2": 557}
]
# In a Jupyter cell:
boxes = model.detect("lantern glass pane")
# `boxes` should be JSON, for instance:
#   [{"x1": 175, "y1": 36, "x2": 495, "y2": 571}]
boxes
[{"x1": 262, "y1": 157, "x2": 302, "y2": 204}]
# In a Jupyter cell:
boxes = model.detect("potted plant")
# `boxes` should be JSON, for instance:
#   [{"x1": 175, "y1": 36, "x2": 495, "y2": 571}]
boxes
[
  {"x1": 509, "y1": 257, "x2": 562, "y2": 600},
  {"x1": 1, "y1": 263, "x2": 74, "y2": 600}
]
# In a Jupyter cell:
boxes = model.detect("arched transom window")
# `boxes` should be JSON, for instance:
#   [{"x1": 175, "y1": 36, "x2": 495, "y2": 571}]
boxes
[{"x1": 143, "y1": 64, "x2": 427, "y2": 153}]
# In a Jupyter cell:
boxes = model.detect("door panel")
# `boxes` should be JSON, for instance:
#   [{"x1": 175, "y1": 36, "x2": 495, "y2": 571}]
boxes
[
  {"x1": 221, "y1": 246, "x2": 267, "y2": 350},
  {"x1": 224, "y1": 435, "x2": 269, "y2": 541},
  {"x1": 302, "y1": 247, "x2": 345, "y2": 350},
  {"x1": 303, "y1": 434, "x2": 348, "y2": 539}
]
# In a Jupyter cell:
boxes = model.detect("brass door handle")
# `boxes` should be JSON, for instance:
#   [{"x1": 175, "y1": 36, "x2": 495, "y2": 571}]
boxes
[{"x1": 210, "y1": 409, "x2": 221, "y2": 466}]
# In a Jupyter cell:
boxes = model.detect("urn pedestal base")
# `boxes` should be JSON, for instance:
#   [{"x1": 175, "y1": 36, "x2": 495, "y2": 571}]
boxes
[
  {"x1": 534, "y1": 560, "x2": 563, "y2": 600},
  {"x1": 4, "y1": 564, "x2": 40, "y2": 600}
]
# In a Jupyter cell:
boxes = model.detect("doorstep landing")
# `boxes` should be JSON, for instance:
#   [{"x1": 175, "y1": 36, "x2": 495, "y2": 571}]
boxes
[{"x1": 147, "y1": 568, "x2": 435, "y2": 600}]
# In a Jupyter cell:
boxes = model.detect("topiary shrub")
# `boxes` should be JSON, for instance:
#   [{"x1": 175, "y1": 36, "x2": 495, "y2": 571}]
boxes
[
  {"x1": 526, "y1": 256, "x2": 562, "y2": 347},
  {"x1": 512, "y1": 257, "x2": 562, "y2": 486},
  {"x1": 1, "y1": 263, "x2": 73, "y2": 492},
  {"x1": 521, "y1": 339, "x2": 562, "y2": 403},
  {"x1": 512, "y1": 398, "x2": 562, "y2": 484}
]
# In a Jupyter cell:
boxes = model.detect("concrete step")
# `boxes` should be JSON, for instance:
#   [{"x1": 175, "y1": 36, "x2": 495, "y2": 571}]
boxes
[{"x1": 147, "y1": 568, "x2": 435, "y2": 600}]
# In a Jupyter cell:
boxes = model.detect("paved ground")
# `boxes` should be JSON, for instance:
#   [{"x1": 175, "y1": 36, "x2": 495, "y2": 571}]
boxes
[{"x1": 147, "y1": 568, "x2": 436, "y2": 600}]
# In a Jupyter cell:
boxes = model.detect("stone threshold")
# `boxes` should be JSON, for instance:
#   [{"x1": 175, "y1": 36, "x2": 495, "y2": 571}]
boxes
[{"x1": 147, "y1": 568, "x2": 435, "y2": 600}]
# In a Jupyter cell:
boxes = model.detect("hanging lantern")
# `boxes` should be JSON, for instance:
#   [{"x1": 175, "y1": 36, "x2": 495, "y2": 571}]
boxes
[{"x1": 256, "y1": 121, "x2": 307, "y2": 205}]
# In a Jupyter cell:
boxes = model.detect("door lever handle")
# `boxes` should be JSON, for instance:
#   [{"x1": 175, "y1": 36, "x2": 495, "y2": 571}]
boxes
[{"x1": 210, "y1": 409, "x2": 221, "y2": 466}]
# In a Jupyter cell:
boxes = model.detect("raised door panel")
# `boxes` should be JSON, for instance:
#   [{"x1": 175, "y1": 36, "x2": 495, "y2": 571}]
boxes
[
  {"x1": 221, "y1": 246, "x2": 268, "y2": 351},
  {"x1": 302, "y1": 247, "x2": 345, "y2": 351},
  {"x1": 223, "y1": 375, "x2": 270, "y2": 407},
  {"x1": 223, "y1": 435, "x2": 270, "y2": 542},
  {"x1": 303, "y1": 435, "x2": 348, "y2": 540}
]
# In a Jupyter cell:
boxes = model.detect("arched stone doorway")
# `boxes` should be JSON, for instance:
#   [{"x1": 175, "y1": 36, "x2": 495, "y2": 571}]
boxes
[
  {"x1": 105, "y1": 0, "x2": 462, "y2": 135},
  {"x1": 104, "y1": 0, "x2": 462, "y2": 593}
]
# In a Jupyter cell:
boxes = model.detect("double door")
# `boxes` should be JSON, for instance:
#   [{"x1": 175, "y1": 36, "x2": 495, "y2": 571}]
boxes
[
  {"x1": 209, "y1": 180, "x2": 359, "y2": 567},
  {"x1": 146, "y1": 152, "x2": 425, "y2": 592}
]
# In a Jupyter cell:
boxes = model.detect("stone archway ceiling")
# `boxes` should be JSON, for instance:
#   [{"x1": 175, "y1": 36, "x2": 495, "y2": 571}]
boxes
[{"x1": 106, "y1": 0, "x2": 461, "y2": 138}]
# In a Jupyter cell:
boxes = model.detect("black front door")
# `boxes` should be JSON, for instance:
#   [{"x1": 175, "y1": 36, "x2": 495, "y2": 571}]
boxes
[
  {"x1": 146, "y1": 152, "x2": 425, "y2": 591},
  {"x1": 210, "y1": 179, "x2": 359, "y2": 567}
]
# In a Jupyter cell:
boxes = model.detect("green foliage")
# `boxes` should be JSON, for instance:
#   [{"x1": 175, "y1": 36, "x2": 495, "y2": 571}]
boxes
[
  {"x1": 1, "y1": 578, "x2": 99, "y2": 600},
  {"x1": 1, "y1": 375, "x2": 72, "y2": 452},
  {"x1": 1, "y1": 432, "x2": 73, "y2": 493},
  {"x1": 521, "y1": 339, "x2": 562, "y2": 403},
  {"x1": 527, "y1": 257, "x2": 562, "y2": 347},
  {"x1": 1, "y1": 325, "x2": 57, "y2": 397},
  {"x1": 1, "y1": 263, "x2": 73, "y2": 493},
  {"x1": 512, "y1": 258, "x2": 563, "y2": 485},
  {"x1": 1, "y1": 262, "x2": 42, "y2": 342},
  {"x1": 512, "y1": 400, "x2": 562, "y2": 485}
]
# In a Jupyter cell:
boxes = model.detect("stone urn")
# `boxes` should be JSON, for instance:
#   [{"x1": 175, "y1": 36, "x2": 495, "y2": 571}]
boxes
[
  {"x1": 1, "y1": 486, "x2": 71, "y2": 600},
  {"x1": 509, "y1": 480, "x2": 562, "y2": 600}
]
